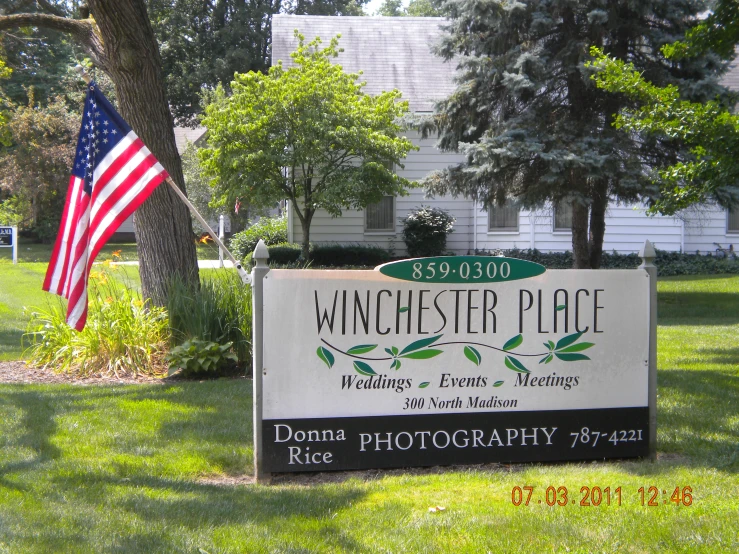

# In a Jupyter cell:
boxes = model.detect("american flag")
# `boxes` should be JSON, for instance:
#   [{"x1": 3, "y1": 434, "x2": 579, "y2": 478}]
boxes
[{"x1": 43, "y1": 82, "x2": 168, "y2": 330}]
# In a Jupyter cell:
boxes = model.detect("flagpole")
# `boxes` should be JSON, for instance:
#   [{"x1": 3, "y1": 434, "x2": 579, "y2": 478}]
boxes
[{"x1": 73, "y1": 65, "x2": 251, "y2": 284}]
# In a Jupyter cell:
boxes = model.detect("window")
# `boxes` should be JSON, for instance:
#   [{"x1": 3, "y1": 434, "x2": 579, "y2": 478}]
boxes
[
  {"x1": 554, "y1": 202, "x2": 573, "y2": 232},
  {"x1": 488, "y1": 203, "x2": 519, "y2": 231},
  {"x1": 729, "y1": 207, "x2": 739, "y2": 233},
  {"x1": 365, "y1": 196, "x2": 395, "y2": 232}
]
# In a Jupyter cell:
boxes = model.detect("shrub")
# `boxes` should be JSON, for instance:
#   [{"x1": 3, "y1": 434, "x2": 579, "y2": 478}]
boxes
[
  {"x1": 310, "y1": 244, "x2": 391, "y2": 267},
  {"x1": 24, "y1": 270, "x2": 169, "y2": 377},
  {"x1": 230, "y1": 215, "x2": 287, "y2": 261},
  {"x1": 167, "y1": 272, "x2": 252, "y2": 370},
  {"x1": 166, "y1": 338, "x2": 237, "y2": 377},
  {"x1": 244, "y1": 243, "x2": 391, "y2": 267},
  {"x1": 477, "y1": 248, "x2": 739, "y2": 275},
  {"x1": 402, "y1": 206, "x2": 455, "y2": 257}
]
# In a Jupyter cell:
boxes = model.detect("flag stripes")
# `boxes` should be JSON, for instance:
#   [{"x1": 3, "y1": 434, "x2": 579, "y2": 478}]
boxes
[{"x1": 43, "y1": 83, "x2": 168, "y2": 330}]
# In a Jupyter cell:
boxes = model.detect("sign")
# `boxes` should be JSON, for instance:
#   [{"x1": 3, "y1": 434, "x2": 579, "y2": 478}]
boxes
[
  {"x1": 0, "y1": 226, "x2": 17, "y2": 264},
  {"x1": 0, "y1": 226, "x2": 13, "y2": 247},
  {"x1": 257, "y1": 258, "x2": 653, "y2": 474}
]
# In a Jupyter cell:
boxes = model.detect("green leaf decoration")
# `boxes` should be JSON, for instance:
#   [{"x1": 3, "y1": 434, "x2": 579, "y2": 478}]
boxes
[
  {"x1": 493, "y1": 380, "x2": 504, "y2": 387},
  {"x1": 539, "y1": 355, "x2": 549, "y2": 364},
  {"x1": 395, "y1": 360, "x2": 401, "y2": 370},
  {"x1": 557, "y1": 342, "x2": 594, "y2": 353},
  {"x1": 503, "y1": 334, "x2": 523, "y2": 351},
  {"x1": 391, "y1": 346, "x2": 399, "y2": 356},
  {"x1": 398, "y1": 306, "x2": 409, "y2": 313},
  {"x1": 419, "y1": 381, "x2": 430, "y2": 388},
  {"x1": 316, "y1": 346, "x2": 334, "y2": 368},
  {"x1": 504, "y1": 356, "x2": 530, "y2": 373},
  {"x1": 547, "y1": 340, "x2": 555, "y2": 350},
  {"x1": 400, "y1": 349, "x2": 443, "y2": 360},
  {"x1": 347, "y1": 344, "x2": 378, "y2": 355},
  {"x1": 464, "y1": 345, "x2": 482, "y2": 366},
  {"x1": 399, "y1": 334, "x2": 443, "y2": 355},
  {"x1": 555, "y1": 331, "x2": 585, "y2": 350},
  {"x1": 544, "y1": 354, "x2": 553, "y2": 364},
  {"x1": 353, "y1": 361, "x2": 377, "y2": 376},
  {"x1": 390, "y1": 359, "x2": 398, "y2": 370},
  {"x1": 556, "y1": 304, "x2": 566, "y2": 311},
  {"x1": 555, "y1": 353, "x2": 591, "y2": 362},
  {"x1": 384, "y1": 348, "x2": 394, "y2": 356}
]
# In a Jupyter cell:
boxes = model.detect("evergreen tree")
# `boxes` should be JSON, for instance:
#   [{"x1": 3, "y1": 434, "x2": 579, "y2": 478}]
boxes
[{"x1": 426, "y1": 0, "x2": 729, "y2": 268}]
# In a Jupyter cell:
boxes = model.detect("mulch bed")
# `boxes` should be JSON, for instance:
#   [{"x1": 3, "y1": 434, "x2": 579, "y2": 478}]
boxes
[{"x1": 0, "y1": 360, "x2": 168, "y2": 385}]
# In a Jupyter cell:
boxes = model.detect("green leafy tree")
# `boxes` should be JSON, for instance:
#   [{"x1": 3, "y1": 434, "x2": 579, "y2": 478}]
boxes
[
  {"x1": 0, "y1": 93, "x2": 78, "y2": 240},
  {"x1": 424, "y1": 0, "x2": 728, "y2": 268},
  {"x1": 589, "y1": 0, "x2": 739, "y2": 214},
  {"x1": 147, "y1": 0, "x2": 369, "y2": 126},
  {"x1": 376, "y1": 0, "x2": 441, "y2": 17},
  {"x1": 200, "y1": 33, "x2": 416, "y2": 259},
  {"x1": 376, "y1": 0, "x2": 403, "y2": 16}
]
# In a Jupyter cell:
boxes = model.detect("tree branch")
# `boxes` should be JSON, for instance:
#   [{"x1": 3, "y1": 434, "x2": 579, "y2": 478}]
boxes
[{"x1": 0, "y1": 13, "x2": 108, "y2": 71}]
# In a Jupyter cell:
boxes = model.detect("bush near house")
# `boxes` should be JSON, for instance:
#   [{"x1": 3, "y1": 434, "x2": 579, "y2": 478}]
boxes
[
  {"x1": 479, "y1": 247, "x2": 739, "y2": 275},
  {"x1": 245, "y1": 243, "x2": 391, "y2": 267},
  {"x1": 402, "y1": 206, "x2": 455, "y2": 257},
  {"x1": 229, "y1": 215, "x2": 288, "y2": 261}
]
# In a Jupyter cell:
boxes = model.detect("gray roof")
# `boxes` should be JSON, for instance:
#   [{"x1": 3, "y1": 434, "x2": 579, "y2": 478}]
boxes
[
  {"x1": 173, "y1": 126, "x2": 207, "y2": 154},
  {"x1": 271, "y1": 15, "x2": 456, "y2": 112}
]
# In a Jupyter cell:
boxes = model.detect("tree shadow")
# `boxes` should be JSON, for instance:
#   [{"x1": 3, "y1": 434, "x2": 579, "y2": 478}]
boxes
[
  {"x1": 654, "y1": 369, "x2": 738, "y2": 472},
  {"x1": 0, "y1": 389, "x2": 64, "y2": 490},
  {"x1": 658, "y1": 292, "x2": 739, "y2": 325}
]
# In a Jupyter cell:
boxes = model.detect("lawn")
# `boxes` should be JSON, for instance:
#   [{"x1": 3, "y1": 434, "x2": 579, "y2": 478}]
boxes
[{"x1": 0, "y1": 274, "x2": 737, "y2": 552}]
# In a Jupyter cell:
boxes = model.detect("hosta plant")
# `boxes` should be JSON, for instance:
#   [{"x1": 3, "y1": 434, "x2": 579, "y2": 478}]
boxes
[{"x1": 166, "y1": 339, "x2": 237, "y2": 377}]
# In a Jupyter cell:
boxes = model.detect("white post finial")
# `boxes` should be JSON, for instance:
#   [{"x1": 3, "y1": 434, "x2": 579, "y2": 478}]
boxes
[
  {"x1": 253, "y1": 239, "x2": 270, "y2": 268},
  {"x1": 638, "y1": 240, "x2": 657, "y2": 266}
]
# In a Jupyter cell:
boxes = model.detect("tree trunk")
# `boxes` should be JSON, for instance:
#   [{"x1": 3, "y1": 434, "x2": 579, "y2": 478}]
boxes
[
  {"x1": 571, "y1": 201, "x2": 591, "y2": 269},
  {"x1": 300, "y1": 209, "x2": 313, "y2": 260},
  {"x1": 87, "y1": 0, "x2": 199, "y2": 303},
  {"x1": 588, "y1": 181, "x2": 608, "y2": 269},
  {"x1": 0, "y1": 1, "x2": 200, "y2": 303}
]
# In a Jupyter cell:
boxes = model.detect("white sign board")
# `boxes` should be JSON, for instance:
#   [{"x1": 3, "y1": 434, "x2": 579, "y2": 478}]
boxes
[{"x1": 258, "y1": 260, "x2": 651, "y2": 472}]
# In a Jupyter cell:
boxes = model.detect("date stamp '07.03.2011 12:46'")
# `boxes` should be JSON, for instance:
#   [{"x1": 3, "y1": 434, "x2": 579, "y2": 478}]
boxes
[{"x1": 511, "y1": 485, "x2": 694, "y2": 507}]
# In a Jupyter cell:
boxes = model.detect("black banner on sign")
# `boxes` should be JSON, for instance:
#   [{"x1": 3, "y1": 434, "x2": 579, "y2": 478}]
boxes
[
  {"x1": 0, "y1": 227, "x2": 12, "y2": 247},
  {"x1": 263, "y1": 407, "x2": 649, "y2": 473}
]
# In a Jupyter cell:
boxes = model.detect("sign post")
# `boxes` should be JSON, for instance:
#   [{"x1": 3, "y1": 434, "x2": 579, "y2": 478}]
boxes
[
  {"x1": 0, "y1": 226, "x2": 17, "y2": 264},
  {"x1": 252, "y1": 243, "x2": 656, "y2": 475}
]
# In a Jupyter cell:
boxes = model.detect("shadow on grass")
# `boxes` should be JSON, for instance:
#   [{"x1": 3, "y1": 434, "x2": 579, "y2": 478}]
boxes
[
  {"x1": 655, "y1": 369, "x2": 738, "y2": 471},
  {"x1": 659, "y1": 292, "x2": 739, "y2": 325},
  {"x1": 0, "y1": 327, "x2": 24, "y2": 359},
  {"x1": 0, "y1": 389, "x2": 62, "y2": 490}
]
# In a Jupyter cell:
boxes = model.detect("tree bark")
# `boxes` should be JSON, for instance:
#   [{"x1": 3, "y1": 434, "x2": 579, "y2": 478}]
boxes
[
  {"x1": 588, "y1": 180, "x2": 608, "y2": 269},
  {"x1": 1, "y1": 1, "x2": 200, "y2": 304},
  {"x1": 87, "y1": 0, "x2": 199, "y2": 303},
  {"x1": 571, "y1": 201, "x2": 591, "y2": 269}
]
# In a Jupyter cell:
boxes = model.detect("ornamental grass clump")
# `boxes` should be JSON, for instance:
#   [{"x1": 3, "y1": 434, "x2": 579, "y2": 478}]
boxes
[
  {"x1": 24, "y1": 266, "x2": 170, "y2": 377},
  {"x1": 167, "y1": 271, "x2": 252, "y2": 370}
]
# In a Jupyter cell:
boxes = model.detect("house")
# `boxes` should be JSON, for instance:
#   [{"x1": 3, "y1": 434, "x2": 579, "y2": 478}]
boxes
[{"x1": 271, "y1": 14, "x2": 739, "y2": 255}]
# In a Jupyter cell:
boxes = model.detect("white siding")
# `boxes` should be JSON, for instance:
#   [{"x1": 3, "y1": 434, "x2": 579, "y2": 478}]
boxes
[
  {"x1": 476, "y1": 203, "x2": 683, "y2": 254},
  {"x1": 683, "y1": 204, "x2": 739, "y2": 254}
]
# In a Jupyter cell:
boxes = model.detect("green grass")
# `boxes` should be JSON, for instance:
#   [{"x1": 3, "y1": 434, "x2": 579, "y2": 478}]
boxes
[
  {"x1": 0, "y1": 236, "x2": 227, "y2": 264},
  {"x1": 0, "y1": 275, "x2": 737, "y2": 552}
]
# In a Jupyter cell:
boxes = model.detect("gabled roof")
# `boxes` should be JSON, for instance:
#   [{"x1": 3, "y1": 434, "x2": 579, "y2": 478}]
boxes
[
  {"x1": 173, "y1": 126, "x2": 207, "y2": 154},
  {"x1": 271, "y1": 15, "x2": 456, "y2": 112}
]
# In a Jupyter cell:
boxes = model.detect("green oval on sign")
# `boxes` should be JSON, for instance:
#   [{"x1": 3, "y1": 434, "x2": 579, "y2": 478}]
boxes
[{"x1": 376, "y1": 256, "x2": 546, "y2": 283}]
